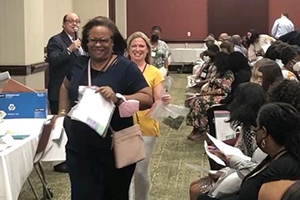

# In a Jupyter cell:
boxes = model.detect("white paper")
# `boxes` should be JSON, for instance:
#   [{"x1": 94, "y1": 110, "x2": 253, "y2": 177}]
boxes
[
  {"x1": 206, "y1": 133, "x2": 251, "y2": 161},
  {"x1": 204, "y1": 141, "x2": 226, "y2": 166},
  {"x1": 68, "y1": 88, "x2": 115, "y2": 137},
  {"x1": 51, "y1": 116, "x2": 65, "y2": 140},
  {"x1": 185, "y1": 162, "x2": 218, "y2": 175},
  {"x1": 0, "y1": 135, "x2": 15, "y2": 145},
  {"x1": 0, "y1": 118, "x2": 46, "y2": 136}
]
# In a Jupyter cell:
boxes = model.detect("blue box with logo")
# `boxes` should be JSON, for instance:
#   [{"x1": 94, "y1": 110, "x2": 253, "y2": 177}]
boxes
[{"x1": 0, "y1": 92, "x2": 47, "y2": 119}]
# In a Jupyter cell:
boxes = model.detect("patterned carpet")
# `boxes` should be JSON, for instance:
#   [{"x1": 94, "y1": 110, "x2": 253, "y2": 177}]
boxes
[{"x1": 18, "y1": 73, "x2": 209, "y2": 200}]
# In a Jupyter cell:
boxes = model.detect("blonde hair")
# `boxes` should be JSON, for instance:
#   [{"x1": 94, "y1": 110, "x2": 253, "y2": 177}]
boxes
[
  {"x1": 126, "y1": 31, "x2": 152, "y2": 64},
  {"x1": 250, "y1": 58, "x2": 269, "y2": 83}
]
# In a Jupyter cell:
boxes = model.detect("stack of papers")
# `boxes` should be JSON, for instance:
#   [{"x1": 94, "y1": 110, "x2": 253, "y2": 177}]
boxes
[
  {"x1": 204, "y1": 133, "x2": 251, "y2": 166},
  {"x1": 68, "y1": 88, "x2": 115, "y2": 137}
]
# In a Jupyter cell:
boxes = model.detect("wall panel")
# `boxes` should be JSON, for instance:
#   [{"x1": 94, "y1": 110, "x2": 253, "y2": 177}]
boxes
[
  {"x1": 127, "y1": 0, "x2": 208, "y2": 40},
  {"x1": 208, "y1": 0, "x2": 269, "y2": 38}
]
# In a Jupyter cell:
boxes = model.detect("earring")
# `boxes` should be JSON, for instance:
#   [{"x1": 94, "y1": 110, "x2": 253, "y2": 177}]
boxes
[{"x1": 261, "y1": 139, "x2": 266, "y2": 148}]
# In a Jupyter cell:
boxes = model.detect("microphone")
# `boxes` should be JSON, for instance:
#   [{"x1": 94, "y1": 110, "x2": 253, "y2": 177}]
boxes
[{"x1": 73, "y1": 27, "x2": 78, "y2": 40}]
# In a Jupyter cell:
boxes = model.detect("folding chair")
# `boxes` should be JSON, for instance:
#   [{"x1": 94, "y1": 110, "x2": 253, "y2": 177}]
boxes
[
  {"x1": 206, "y1": 106, "x2": 239, "y2": 170},
  {"x1": 27, "y1": 115, "x2": 58, "y2": 200}
]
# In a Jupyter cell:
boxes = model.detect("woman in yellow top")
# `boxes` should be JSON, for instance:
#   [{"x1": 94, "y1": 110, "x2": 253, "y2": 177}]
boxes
[{"x1": 127, "y1": 31, "x2": 171, "y2": 200}]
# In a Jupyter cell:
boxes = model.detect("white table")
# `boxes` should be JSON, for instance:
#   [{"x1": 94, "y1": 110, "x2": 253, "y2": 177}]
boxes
[
  {"x1": 0, "y1": 119, "x2": 45, "y2": 200},
  {"x1": 170, "y1": 48, "x2": 205, "y2": 64},
  {"x1": 0, "y1": 117, "x2": 67, "y2": 200}
]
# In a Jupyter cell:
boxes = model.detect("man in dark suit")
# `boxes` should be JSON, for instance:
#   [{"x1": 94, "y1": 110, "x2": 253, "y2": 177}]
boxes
[
  {"x1": 47, "y1": 12, "x2": 83, "y2": 114},
  {"x1": 46, "y1": 12, "x2": 83, "y2": 173}
]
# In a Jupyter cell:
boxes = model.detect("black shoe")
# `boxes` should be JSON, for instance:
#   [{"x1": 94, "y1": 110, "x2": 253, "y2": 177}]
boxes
[{"x1": 53, "y1": 162, "x2": 68, "y2": 173}]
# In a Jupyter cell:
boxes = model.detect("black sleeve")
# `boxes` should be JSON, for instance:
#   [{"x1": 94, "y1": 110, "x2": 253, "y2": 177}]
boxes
[
  {"x1": 262, "y1": 154, "x2": 300, "y2": 183},
  {"x1": 46, "y1": 37, "x2": 71, "y2": 67}
]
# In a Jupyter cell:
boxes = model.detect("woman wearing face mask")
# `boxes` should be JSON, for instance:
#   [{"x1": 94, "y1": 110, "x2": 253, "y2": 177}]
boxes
[
  {"x1": 200, "y1": 103, "x2": 300, "y2": 200},
  {"x1": 59, "y1": 17, "x2": 153, "y2": 200},
  {"x1": 238, "y1": 103, "x2": 300, "y2": 200},
  {"x1": 149, "y1": 26, "x2": 170, "y2": 71},
  {"x1": 190, "y1": 83, "x2": 266, "y2": 200},
  {"x1": 127, "y1": 31, "x2": 171, "y2": 200},
  {"x1": 279, "y1": 45, "x2": 300, "y2": 81}
]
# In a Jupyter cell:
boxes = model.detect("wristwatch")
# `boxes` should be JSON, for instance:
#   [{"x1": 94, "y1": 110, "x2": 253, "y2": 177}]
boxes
[
  {"x1": 115, "y1": 93, "x2": 125, "y2": 106},
  {"x1": 67, "y1": 47, "x2": 72, "y2": 55}
]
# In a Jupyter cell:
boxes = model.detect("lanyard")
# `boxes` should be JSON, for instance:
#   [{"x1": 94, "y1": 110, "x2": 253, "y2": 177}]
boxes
[
  {"x1": 87, "y1": 55, "x2": 114, "y2": 86},
  {"x1": 87, "y1": 59, "x2": 92, "y2": 87}
]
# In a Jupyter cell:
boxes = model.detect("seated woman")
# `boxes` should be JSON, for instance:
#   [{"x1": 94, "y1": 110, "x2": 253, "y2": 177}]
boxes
[
  {"x1": 246, "y1": 29, "x2": 275, "y2": 63},
  {"x1": 250, "y1": 58, "x2": 268, "y2": 84},
  {"x1": 198, "y1": 102, "x2": 300, "y2": 200},
  {"x1": 190, "y1": 83, "x2": 266, "y2": 200},
  {"x1": 238, "y1": 102, "x2": 300, "y2": 200},
  {"x1": 268, "y1": 79, "x2": 300, "y2": 111},
  {"x1": 257, "y1": 59, "x2": 283, "y2": 92},
  {"x1": 187, "y1": 44, "x2": 220, "y2": 95},
  {"x1": 186, "y1": 52, "x2": 234, "y2": 140},
  {"x1": 220, "y1": 52, "x2": 251, "y2": 105},
  {"x1": 279, "y1": 44, "x2": 300, "y2": 81}
]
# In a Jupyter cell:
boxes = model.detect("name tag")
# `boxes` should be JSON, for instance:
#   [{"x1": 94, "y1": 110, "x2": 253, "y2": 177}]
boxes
[{"x1": 151, "y1": 51, "x2": 156, "y2": 57}]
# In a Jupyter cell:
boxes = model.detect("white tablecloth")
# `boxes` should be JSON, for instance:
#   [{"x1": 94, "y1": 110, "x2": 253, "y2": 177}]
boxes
[
  {"x1": 0, "y1": 117, "x2": 67, "y2": 200},
  {"x1": 0, "y1": 119, "x2": 45, "y2": 200},
  {"x1": 170, "y1": 48, "x2": 205, "y2": 64}
]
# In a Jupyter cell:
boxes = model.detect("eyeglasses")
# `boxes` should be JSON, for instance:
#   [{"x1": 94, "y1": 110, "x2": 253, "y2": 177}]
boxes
[
  {"x1": 88, "y1": 37, "x2": 112, "y2": 45},
  {"x1": 65, "y1": 19, "x2": 81, "y2": 24}
]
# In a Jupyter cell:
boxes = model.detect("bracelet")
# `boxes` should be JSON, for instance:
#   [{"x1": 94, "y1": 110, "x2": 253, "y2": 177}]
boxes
[{"x1": 58, "y1": 109, "x2": 67, "y2": 115}]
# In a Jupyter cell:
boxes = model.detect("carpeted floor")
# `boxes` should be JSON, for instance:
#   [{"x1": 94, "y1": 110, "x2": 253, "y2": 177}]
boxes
[{"x1": 18, "y1": 73, "x2": 209, "y2": 200}]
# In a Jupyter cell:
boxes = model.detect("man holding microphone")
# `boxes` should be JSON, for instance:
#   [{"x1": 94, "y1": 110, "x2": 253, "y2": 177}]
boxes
[{"x1": 46, "y1": 12, "x2": 84, "y2": 172}]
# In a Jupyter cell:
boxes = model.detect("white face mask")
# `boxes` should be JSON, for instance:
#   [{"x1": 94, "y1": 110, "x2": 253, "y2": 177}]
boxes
[
  {"x1": 293, "y1": 61, "x2": 300, "y2": 72},
  {"x1": 203, "y1": 56, "x2": 210, "y2": 62}
]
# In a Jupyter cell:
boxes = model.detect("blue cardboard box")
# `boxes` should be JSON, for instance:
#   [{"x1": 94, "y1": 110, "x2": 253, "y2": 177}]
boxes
[{"x1": 0, "y1": 91, "x2": 47, "y2": 119}]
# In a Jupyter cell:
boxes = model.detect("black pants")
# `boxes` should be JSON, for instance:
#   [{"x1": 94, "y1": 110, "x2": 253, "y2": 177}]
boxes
[
  {"x1": 64, "y1": 116, "x2": 135, "y2": 200},
  {"x1": 49, "y1": 100, "x2": 59, "y2": 114},
  {"x1": 66, "y1": 149, "x2": 135, "y2": 200}
]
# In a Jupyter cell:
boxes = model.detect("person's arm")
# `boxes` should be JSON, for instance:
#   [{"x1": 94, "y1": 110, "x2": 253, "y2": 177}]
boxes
[
  {"x1": 153, "y1": 82, "x2": 164, "y2": 102},
  {"x1": 164, "y1": 59, "x2": 169, "y2": 70},
  {"x1": 97, "y1": 86, "x2": 153, "y2": 111},
  {"x1": 163, "y1": 41, "x2": 170, "y2": 70},
  {"x1": 208, "y1": 147, "x2": 258, "y2": 179},
  {"x1": 124, "y1": 87, "x2": 153, "y2": 110},
  {"x1": 58, "y1": 77, "x2": 71, "y2": 115},
  {"x1": 271, "y1": 20, "x2": 279, "y2": 38},
  {"x1": 47, "y1": 38, "x2": 81, "y2": 67}
]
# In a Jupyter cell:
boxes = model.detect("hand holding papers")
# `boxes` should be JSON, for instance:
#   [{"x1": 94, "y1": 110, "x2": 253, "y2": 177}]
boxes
[
  {"x1": 205, "y1": 134, "x2": 251, "y2": 166},
  {"x1": 68, "y1": 88, "x2": 115, "y2": 137}
]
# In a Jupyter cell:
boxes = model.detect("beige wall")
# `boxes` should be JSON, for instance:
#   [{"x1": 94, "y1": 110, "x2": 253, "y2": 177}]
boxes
[
  {"x1": 44, "y1": 0, "x2": 109, "y2": 45},
  {"x1": 43, "y1": 0, "x2": 73, "y2": 46},
  {"x1": 24, "y1": 0, "x2": 44, "y2": 64},
  {"x1": 116, "y1": 0, "x2": 127, "y2": 38},
  {"x1": 73, "y1": 0, "x2": 109, "y2": 36},
  {"x1": 0, "y1": 0, "x2": 25, "y2": 65}
]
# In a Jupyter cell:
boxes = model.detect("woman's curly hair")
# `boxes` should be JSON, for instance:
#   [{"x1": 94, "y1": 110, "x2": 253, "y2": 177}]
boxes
[{"x1": 268, "y1": 79, "x2": 300, "y2": 112}]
